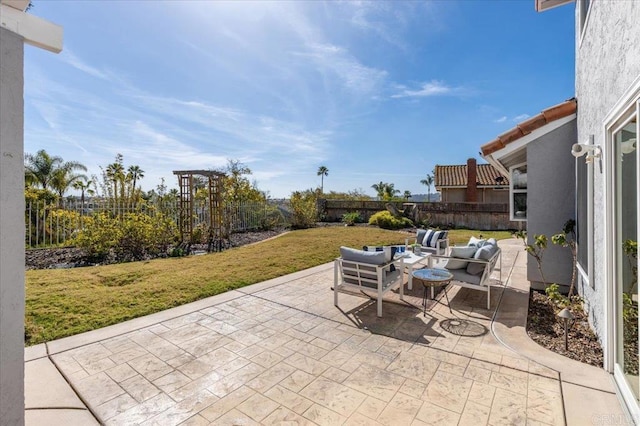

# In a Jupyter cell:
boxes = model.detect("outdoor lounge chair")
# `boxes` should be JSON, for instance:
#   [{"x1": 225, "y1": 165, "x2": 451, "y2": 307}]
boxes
[
  {"x1": 334, "y1": 246, "x2": 404, "y2": 317},
  {"x1": 413, "y1": 228, "x2": 449, "y2": 256},
  {"x1": 429, "y1": 238, "x2": 501, "y2": 309}
]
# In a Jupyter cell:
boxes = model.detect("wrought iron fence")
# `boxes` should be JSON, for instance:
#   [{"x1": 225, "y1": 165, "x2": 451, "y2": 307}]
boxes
[{"x1": 25, "y1": 199, "x2": 290, "y2": 248}]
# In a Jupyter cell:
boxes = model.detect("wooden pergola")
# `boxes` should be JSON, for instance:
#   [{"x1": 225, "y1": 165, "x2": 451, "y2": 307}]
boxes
[{"x1": 173, "y1": 170, "x2": 228, "y2": 252}]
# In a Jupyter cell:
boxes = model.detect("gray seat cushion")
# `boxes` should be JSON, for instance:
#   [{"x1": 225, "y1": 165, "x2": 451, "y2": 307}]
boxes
[
  {"x1": 340, "y1": 247, "x2": 386, "y2": 284},
  {"x1": 340, "y1": 246, "x2": 386, "y2": 265},
  {"x1": 450, "y1": 269, "x2": 482, "y2": 286},
  {"x1": 466, "y1": 242, "x2": 499, "y2": 275}
]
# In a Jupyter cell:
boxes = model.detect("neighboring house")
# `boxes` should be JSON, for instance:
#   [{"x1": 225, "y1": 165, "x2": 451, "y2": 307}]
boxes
[
  {"x1": 481, "y1": 99, "x2": 577, "y2": 288},
  {"x1": 484, "y1": 0, "x2": 640, "y2": 420},
  {"x1": 435, "y1": 158, "x2": 509, "y2": 203}
]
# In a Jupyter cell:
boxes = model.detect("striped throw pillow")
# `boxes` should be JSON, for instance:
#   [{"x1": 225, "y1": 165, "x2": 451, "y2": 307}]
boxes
[{"x1": 424, "y1": 229, "x2": 448, "y2": 248}]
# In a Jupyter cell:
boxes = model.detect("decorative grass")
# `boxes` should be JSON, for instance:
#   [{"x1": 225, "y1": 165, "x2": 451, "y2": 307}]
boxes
[{"x1": 25, "y1": 227, "x2": 513, "y2": 345}]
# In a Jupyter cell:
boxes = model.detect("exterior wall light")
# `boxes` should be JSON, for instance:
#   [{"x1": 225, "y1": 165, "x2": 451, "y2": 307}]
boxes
[{"x1": 571, "y1": 135, "x2": 602, "y2": 171}]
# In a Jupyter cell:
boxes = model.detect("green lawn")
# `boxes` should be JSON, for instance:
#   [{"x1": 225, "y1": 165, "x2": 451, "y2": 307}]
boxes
[{"x1": 25, "y1": 227, "x2": 514, "y2": 345}]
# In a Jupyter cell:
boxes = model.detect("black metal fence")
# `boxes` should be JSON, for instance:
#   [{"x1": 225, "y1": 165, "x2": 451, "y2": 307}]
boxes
[{"x1": 25, "y1": 199, "x2": 290, "y2": 248}]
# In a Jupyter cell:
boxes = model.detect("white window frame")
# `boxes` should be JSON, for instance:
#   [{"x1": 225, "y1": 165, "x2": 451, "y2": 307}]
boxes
[
  {"x1": 509, "y1": 162, "x2": 527, "y2": 222},
  {"x1": 578, "y1": 0, "x2": 593, "y2": 47},
  {"x1": 603, "y1": 75, "x2": 640, "y2": 422}
]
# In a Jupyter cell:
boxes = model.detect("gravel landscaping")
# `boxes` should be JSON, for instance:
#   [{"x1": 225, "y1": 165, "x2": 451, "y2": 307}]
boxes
[{"x1": 25, "y1": 229, "x2": 285, "y2": 270}]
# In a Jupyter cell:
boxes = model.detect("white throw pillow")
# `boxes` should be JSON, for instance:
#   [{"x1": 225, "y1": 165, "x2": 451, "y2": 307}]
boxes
[
  {"x1": 445, "y1": 246, "x2": 477, "y2": 270},
  {"x1": 468, "y1": 236, "x2": 487, "y2": 247}
]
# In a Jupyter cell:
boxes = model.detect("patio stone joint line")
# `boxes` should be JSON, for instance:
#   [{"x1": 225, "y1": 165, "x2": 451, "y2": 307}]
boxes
[
  {"x1": 44, "y1": 343, "x2": 102, "y2": 424},
  {"x1": 488, "y1": 250, "x2": 569, "y2": 426}
]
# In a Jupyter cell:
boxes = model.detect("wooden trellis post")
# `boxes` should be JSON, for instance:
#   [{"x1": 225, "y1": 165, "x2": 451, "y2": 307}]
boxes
[{"x1": 173, "y1": 170, "x2": 228, "y2": 252}]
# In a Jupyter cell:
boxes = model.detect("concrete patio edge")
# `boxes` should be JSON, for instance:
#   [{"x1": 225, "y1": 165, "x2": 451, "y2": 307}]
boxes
[
  {"x1": 489, "y1": 246, "x2": 631, "y2": 424},
  {"x1": 45, "y1": 262, "x2": 334, "y2": 356}
]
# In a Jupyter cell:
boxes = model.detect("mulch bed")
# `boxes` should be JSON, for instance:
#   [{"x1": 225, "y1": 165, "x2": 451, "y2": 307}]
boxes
[
  {"x1": 526, "y1": 290, "x2": 603, "y2": 367},
  {"x1": 25, "y1": 230, "x2": 285, "y2": 270}
]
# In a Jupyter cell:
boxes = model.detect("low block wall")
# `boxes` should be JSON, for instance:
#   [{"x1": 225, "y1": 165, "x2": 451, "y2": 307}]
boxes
[{"x1": 319, "y1": 200, "x2": 524, "y2": 231}]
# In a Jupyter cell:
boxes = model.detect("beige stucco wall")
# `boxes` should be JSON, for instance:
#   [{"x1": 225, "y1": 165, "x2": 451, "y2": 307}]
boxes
[
  {"x1": 441, "y1": 188, "x2": 508, "y2": 204},
  {"x1": 0, "y1": 26, "x2": 25, "y2": 425}
]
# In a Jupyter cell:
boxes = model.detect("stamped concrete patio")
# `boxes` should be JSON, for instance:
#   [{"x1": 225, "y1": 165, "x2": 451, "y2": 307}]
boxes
[{"x1": 25, "y1": 238, "x2": 629, "y2": 425}]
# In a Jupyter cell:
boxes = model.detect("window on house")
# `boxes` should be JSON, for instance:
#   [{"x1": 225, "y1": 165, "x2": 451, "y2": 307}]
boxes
[
  {"x1": 607, "y1": 99, "x2": 638, "y2": 409},
  {"x1": 510, "y1": 163, "x2": 527, "y2": 221}
]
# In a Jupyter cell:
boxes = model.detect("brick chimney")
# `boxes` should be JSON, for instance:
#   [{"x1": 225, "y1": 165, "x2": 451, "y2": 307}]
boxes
[{"x1": 466, "y1": 158, "x2": 478, "y2": 202}]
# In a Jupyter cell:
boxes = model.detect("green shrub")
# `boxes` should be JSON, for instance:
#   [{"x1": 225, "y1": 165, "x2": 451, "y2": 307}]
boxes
[
  {"x1": 71, "y1": 212, "x2": 120, "y2": 258},
  {"x1": 341, "y1": 212, "x2": 362, "y2": 226},
  {"x1": 260, "y1": 205, "x2": 286, "y2": 230},
  {"x1": 73, "y1": 210, "x2": 178, "y2": 261},
  {"x1": 43, "y1": 209, "x2": 83, "y2": 245},
  {"x1": 368, "y1": 211, "x2": 413, "y2": 230},
  {"x1": 290, "y1": 190, "x2": 318, "y2": 229}
]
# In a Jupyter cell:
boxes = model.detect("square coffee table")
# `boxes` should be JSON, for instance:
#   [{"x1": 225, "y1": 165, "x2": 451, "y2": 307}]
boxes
[{"x1": 396, "y1": 251, "x2": 432, "y2": 290}]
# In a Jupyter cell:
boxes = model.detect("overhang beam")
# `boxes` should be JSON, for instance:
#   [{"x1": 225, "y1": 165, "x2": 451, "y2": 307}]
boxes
[
  {"x1": 535, "y1": 0, "x2": 574, "y2": 12},
  {"x1": 0, "y1": 3, "x2": 63, "y2": 53}
]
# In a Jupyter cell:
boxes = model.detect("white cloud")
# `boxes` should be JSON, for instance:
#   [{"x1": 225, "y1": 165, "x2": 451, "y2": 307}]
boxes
[
  {"x1": 24, "y1": 64, "x2": 332, "y2": 196},
  {"x1": 60, "y1": 50, "x2": 111, "y2": 81},
  {"x1": 391, "y1": 80, "x2": 466, "y2": 98},
  {"x1": 348, "y1": 2, "x2": 407, "y2": 50},
  {"x1": 513, "y1": 114, "x2": 530, "y2": 121},
  {"x1": 294, "y1": 43, "x2": 388, "y2": 96},
  {"x1": 494, "y1": 116, "x2": 507, "y2": 123}
]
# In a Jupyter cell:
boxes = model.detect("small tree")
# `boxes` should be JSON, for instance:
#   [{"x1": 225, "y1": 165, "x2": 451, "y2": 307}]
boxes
[
  {"x1": 289, "y1": 189, "x2": 318, "y2": 229},
  {"x1": 515, "y1": 230, "x2": 548, "y2": 286},
  {"x1": 551, "y1": 219, "x2": 577, "y2": 297}
]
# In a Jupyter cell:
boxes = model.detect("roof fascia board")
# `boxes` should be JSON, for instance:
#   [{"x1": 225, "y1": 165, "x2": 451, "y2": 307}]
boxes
[
  {"x1": 0, "y1": 4, "x2": 63, "y2": 53},
  {"x1": 483, "y1": 155, "x2": 509, "y2": 177},
  {"x1": 535, "y1": 0, "x2": 574, "y2": 12},
  {"x1": 437, "y1": 185, "x2": 505, "y2": 189},
  {"x1": 1, "y1": 0, "x2": 29, "y2": 12},
  {"x1": 492, "y1": 114, "x2": 576, "y2": 162}
]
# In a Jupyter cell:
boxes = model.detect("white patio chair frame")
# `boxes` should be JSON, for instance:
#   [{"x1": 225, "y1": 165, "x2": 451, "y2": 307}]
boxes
[
  {"x1": 429, "y1": 248, "x2": 502, "y2": 309},
  {"x1": 414, "y1": 237, "x2": 450, "y2": 256},
  {"x1": 334, "y1": 257, "x2": 405, "y2": 317}
]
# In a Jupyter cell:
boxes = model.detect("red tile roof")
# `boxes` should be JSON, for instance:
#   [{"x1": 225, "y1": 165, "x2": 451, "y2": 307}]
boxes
[
  {"x1": 435, "y1": 164, "x2": 508, "y2": 188},
  {"x1": 480, "y1": 98, "x2": 577, "y2": 156}
]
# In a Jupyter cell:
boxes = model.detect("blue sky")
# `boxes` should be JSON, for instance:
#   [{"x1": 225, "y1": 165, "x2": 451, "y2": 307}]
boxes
[{"x1": 24, "y1": 1, "x2": 575, "y2": 198}]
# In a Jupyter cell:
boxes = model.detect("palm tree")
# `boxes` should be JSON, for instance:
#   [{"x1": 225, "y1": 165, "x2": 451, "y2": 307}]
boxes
[
  {"x1": 127, "y1": 165, "x2": 145, "y2": 201},
  {"x1": 72, "y1": 179, "x2": 95, "y2": 210},
  {"x1": 317, "y1": 166, "x2": 329, "y2": 193},
  {"x1": 371, "y1": 181, "x2": 399, "y2": 201},
  {"x1": 51, "y1": 167, "x2": 88, "y2": 199},
  {"x1": 371, "y1": 181, "x2": 386, "y2": 200},
  {"x1": 420, "y1": 174, "x2": 434, "y2": 201},
  {"x1": 403, "y1": 190, "x2": 412, "y2": 201},
  {"x1": 383, "y1": 183, "x2": 400, "y2": 201},
  {"x1": 105, "y1": 156, "x2": 125, "y2": 206},
  {"x1": 24, "y1": 149, "x2": 87, "y2": 193}
]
